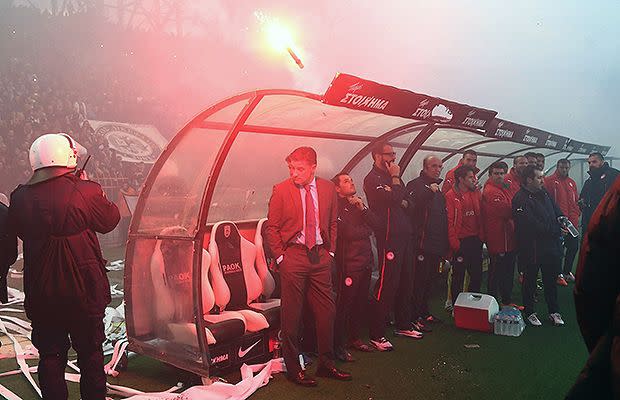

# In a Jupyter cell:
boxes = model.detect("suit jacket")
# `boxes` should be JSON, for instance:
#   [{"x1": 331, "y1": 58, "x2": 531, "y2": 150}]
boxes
[{"x1": 265, "y1": 177, "x2": 338, "y2": 259}]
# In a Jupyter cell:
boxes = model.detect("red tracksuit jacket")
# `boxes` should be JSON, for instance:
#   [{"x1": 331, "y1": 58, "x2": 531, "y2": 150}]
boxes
[
  {"x1": 544, "y1": 170, "x2": 581, "y2": 227},
  {"x1": 445, "y1": 187, "x2": 483, "y2": 252},
  {"x1": 481, "y1": 180, "x2": 516, "y2": 255}
]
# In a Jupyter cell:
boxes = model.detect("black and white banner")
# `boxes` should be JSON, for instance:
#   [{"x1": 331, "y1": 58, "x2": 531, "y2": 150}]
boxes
[
  {"x1": 322, "y1": 73, "x2": 498, "y2": 130},
  {"x1": 89, "y1": 121, "x2": 168, "y2": 163}
]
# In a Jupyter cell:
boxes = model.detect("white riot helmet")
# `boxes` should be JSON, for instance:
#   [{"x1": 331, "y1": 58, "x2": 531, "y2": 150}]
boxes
[{"x1": 29, "y1": 133, "x2": 87, "y2": 171}]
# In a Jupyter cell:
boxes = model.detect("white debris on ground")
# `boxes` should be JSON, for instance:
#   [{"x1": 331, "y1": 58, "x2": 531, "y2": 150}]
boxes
[{"x1": 1, "y1": 275, "x2": 284, "y2": 399}]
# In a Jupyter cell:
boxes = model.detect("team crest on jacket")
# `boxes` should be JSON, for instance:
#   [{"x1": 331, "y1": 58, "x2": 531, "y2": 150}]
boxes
[{"x1": 224, "y1": 225, "x2": 231, "y2": 238}]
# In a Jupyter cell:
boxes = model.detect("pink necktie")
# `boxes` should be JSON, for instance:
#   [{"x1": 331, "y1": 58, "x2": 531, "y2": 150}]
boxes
[{"x1": 304, "y1": 184, "x2": 317, "y2": 249}]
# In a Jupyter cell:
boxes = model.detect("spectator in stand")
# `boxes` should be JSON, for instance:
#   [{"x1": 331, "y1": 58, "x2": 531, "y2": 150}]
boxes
[
  {"x1": 544, "y1": 159, "x2": 580, "y2": 286},
  {"x1": 513, "y1": 165, "x2": 565, "y2": 327},
  {"x1": 442, "y1": 150, "x2": 479, "y2": 194},
  {"x1": 579, "y1": 152, "x2": 620, "y2": 234},
  {"x1": 445, "y1": 165, "x2": 484, "y2": 307},
  {"x1": 482, "y1": 161, "x2": 518, "y2": 307},
  {"x1": 406, "y1": 155, "x2": 449, "y2": 331}
]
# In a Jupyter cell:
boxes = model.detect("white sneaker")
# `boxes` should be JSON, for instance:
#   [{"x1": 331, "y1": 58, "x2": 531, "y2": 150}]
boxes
[
  {"x1": 527, "y1": 313, "x2": 542, "y2": 326},
  {"x1": 549, "y1": 313, "x2": 565, "y2": 326},
  {"x1": 370, "y1": 337, "x2": 394, "y2": 352},
  {"x1": 565, "y1": 272, "x2": 576, "y2": 282},
  {"x1": 394, "y1": 327, "x2": 424, "y2": 339}
]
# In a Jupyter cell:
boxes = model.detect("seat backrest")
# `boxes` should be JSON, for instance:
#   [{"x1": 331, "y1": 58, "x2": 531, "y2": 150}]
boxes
[
  {"x1": 254, "y1": 218, "x2": 276, "y2": 299},
  {"x1": 208, "y1": 221, "x2": 262, "y2": 310},
  {"x1": 151, "y1": 226, "x2": 215, "y2": 323}
]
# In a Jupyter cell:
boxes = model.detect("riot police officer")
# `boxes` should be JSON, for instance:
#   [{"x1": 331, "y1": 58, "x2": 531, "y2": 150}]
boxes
[{"x1": 8, "y1": 133, "x2": 120, "y2": 400}]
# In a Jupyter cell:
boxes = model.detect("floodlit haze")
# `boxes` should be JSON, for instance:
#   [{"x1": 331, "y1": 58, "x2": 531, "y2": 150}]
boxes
[{"x1": 20, "y1": 0, "x2": 620, "y2": 154}]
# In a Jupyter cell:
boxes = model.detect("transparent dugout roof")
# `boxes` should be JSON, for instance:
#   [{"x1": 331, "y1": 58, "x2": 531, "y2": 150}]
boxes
[{"x1": 130, "y1": 90, "x2": 608, "y2": 239}]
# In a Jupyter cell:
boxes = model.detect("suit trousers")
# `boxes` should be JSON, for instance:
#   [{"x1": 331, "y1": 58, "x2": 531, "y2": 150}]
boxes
[{"x1": 279, "y1": 245, "x2": 336, "y2": 376}]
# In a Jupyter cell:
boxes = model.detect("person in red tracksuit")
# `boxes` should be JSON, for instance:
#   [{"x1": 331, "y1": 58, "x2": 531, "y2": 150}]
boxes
[
  {"x1": 504, "y1": 155, "x2": 528, "y2": 199},
  {"x1": 445, "y1": 165, "x2": 484, "y2": 306},
  {"x1": 544, "y1": 159, "x2": 581, "y2": 285},
  {"x1": 481, "y1": 161, "x2": 517, "y2": 306},
  {"x1": 442, "y1": 150, "x2": 480, "y2": 194}
]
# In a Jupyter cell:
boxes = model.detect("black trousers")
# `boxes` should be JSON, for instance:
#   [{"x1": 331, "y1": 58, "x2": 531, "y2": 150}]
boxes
[
  {"x1": 487, "y1": 251, "x2": 516, "y2": 305},
  {"x1": 334, "y1": 267, "x2": 371, "y2": 350},
  {"x1": 562, "y1": 234, "x2": 579, "y2": 275},
  {"x1": 31, "y1": 313, "x2": 106, "y2": 400},
  {"x1": 279, "y1": 245, "x2": 336, "y2": 376},
  {"x1": 522, "y1": 258, "x2": 560, "y2": 316},
  {"x1": 451, "y1": 236, "x2": 483, "y2": 305},
  {"x1": 411, "y1": 251, "x2": 441, "y2": 320},
  {"x1": 369, "y1": 239, "x2": 413, "y2": 340}
]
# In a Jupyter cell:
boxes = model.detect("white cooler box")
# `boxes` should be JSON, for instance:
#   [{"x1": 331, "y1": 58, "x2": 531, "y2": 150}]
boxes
[{"x1": 454, "y1": 292, "x2": 499, "y2": 333}]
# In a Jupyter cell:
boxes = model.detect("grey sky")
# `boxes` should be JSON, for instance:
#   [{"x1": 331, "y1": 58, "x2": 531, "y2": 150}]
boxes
[{"x1": 21, "y1": 0, "x2": 620, "y2": 154}]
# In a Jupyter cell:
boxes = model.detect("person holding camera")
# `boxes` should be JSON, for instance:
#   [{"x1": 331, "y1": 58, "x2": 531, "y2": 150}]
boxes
[
  {"x1": 512, "y1": 165, "x2": 565, "y2": 327},
  {"x1": 8, "y1": 133, "x2": 120, "y2": 400}
]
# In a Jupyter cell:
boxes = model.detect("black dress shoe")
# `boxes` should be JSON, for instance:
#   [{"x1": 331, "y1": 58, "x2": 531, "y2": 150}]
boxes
[
  {"x1": 316, "y1": 364, "x2": 352, "y2": 381},
  {"x1": 287, "y1": 371, "x2": 318, "y2": 387}
]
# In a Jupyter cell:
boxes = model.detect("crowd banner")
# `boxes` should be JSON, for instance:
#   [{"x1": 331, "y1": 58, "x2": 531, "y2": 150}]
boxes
[
  {"x1": 485, "y1": 118, "x2": 610, "y2": 156},
  {"x1": 322, "y1": 73, "x2": 498, "y2": 130},
  {"x1": 89, "y1": 120, "x2": 168, "y2": 163}
]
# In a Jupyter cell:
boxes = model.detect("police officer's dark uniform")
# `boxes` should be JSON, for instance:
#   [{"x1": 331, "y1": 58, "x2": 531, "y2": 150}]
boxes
[
  {"x1": 9, "y1": 167, "x2": 119, "y2": 399},
  {"x1": 333, "y1": 195, "x2": 381, "y2": 356},
  {"x1": 363, "y1": 164, "x2": 414, "y2": 343}
]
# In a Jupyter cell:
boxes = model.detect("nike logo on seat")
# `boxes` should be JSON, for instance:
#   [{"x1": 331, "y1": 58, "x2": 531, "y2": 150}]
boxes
[{"x1": 238, "y1": 339, "x2": 261, "y2": 358}]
